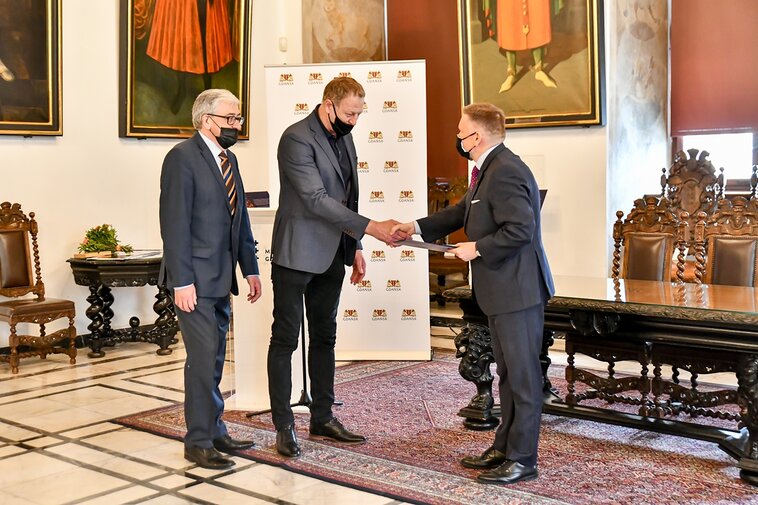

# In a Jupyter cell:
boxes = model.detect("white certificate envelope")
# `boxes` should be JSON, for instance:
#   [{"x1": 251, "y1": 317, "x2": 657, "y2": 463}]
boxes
[{"x1": 397, "y1": 239, "x2": 454, "y2": 253}]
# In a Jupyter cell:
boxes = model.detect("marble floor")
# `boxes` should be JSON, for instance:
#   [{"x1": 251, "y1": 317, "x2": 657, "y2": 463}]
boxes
[{"x1": 0, "y1": 305, "x2": 737, "y2": 505}]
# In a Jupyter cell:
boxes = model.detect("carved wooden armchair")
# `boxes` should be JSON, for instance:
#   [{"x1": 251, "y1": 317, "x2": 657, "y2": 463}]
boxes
[
  {"x1": 648, "y1": 198, "x2": 758, "y2": 423},
  {"x1": 427, "y1": 176, "x2": 469, "y2": 305},
  {"x1": 566, "y1": 196, "x2": 686, "y2": 414},
  {"x1": 0, "y1": 202, "x2": 76, "y2": 373},
  {"x1": 661, "y1": 148, "x2": 724, "y2": 232}
]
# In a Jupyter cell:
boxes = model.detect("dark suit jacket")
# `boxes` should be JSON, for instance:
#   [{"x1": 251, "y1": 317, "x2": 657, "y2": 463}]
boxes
[
  {"x1": 272, "y1": 109, "x2": 369, "y2": 273},
  {"x1": 418, "y1": 143, "x2": 554, "y2": 315},
  {"x1": 159, "y1": 132, "x2": 259, "y2": 298}
]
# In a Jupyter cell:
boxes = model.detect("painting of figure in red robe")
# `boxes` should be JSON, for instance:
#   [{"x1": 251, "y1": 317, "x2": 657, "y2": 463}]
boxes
[
  {"x1": 120, "y1": 0, "x2": 251, "y2": 138},
  {"x1": 461, "y1": 0, "x2": 604, "y2": 128},
  {"x1": 0, "y1": 0, "x2": 62, "y2": 136}
]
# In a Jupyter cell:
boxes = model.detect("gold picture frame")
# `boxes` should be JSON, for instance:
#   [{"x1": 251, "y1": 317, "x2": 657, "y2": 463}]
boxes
[
  {"x1": 119, "y1": 0, "x2": 252, "y2": 139},
  {"x1": 459, "y1": 0, "x2": 605, "y2": 128},
  {"x1": 0, "y1": 0, "x2": 62, "y2": 136}
]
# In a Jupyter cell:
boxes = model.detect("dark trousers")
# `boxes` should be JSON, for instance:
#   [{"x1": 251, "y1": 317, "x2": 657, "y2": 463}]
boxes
[
  {"x1": 268, "y1": 250, "x2": 346, "y2": 430},
  {"x1": 488, "y1": 302, "x2": 546, "y2": 467},
  {"x1": 175, "y1": 296, "x2": 230, "y2": 449}
]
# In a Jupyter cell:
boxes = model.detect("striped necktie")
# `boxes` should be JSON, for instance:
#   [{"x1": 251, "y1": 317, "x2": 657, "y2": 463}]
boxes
[{"x1": 218, "y1": 151, "x2": 237, "y2": 216}]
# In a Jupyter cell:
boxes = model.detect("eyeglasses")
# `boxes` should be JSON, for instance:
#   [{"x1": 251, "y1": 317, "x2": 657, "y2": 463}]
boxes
[{"x1": 207, "y1": 113, "x2": 245, "y2": 126}]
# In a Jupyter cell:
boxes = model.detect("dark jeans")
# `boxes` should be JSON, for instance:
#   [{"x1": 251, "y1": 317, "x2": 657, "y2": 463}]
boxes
[{"x1": 268, "y1": 250, "x2": 345, "y2": 430}]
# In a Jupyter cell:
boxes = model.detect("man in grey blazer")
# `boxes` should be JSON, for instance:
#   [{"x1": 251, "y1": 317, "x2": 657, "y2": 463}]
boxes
[
  {"x1": 394, "y1": 103, "x2": 554, "y2": 484},
  {"x1": 269, "y1": 77, "x2": 399, "y2": 457},
  {"x1": 159, "y1": 89, "x2": 262, "y2": 470}
]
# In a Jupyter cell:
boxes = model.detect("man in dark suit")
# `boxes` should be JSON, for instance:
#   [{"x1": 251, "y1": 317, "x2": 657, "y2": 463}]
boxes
[
  {"x1": 269, "y1": 77, "x2": 399, "y2": 457},
  {"x1": 393, "y1": 103, "x2": 554, "y2": 484},
  {"x1": 159, "y1": 89, "x2": 262, "y2": 470}
]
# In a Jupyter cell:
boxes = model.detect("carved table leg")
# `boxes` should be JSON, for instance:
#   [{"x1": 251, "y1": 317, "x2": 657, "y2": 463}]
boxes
[
  {"x1": 454, "y1": 324, "x2": 499, "y2": 430},
  {"x1": 541, "y1": 328, "x2": 557, "y2": 396},
  {"x1": 152, "y1": 284, "x2": 177, "y2": 356},
  {"x1": 98, "y1": 284, "x2": 115, "y2": 347},
  {"x1": 85, "y1": 283, "x2": 106, "y2": 358},
  {"x1": 737, "y1": 354, "x2": 758, "y2": 486}
]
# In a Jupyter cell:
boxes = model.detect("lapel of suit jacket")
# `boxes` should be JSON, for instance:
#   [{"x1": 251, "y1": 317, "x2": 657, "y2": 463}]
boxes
[
  {"x1": 464, "y1": 143, "x2": 505, "y2": 227},
  {"x1": 344, "y1": 135, "x2": 358, "y2": 197},
  {"x1": 193, "y1": 132, "x2": 231, "y2": 212},
  {"x1": 308, "y1": 110, "x2": 345, "y2": 186}
]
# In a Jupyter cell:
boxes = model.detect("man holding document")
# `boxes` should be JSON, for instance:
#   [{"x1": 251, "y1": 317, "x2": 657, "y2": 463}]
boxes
[
  {"x1": 392, "y1": 103, "x2": 554, "y2": 485},
  {"x1": 268, "y1": 77, "x2": 403, "y2": 458}
]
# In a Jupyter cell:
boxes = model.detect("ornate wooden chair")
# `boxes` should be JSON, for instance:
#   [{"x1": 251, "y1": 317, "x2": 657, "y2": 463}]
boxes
[
  {"x1": 647, "y1": 200, "x2": 758, "y2": 423},
  {"x1": 566, "y1": 196, "x2": 686, "y2": 414},
  {"x1": 660, "y1": 148, "x2": 725, "y2": 281},
  {"x1": 427, "y1": 176, "x2": 469, "y2": 305},
  {"x1": 0, "y1": 202, "x2": 76, "y2": 373}
]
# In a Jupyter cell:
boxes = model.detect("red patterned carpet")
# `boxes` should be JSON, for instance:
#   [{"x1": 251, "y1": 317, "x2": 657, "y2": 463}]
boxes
[{"x1": 115, "y1": 351, "x2": 758, "y2": 505}]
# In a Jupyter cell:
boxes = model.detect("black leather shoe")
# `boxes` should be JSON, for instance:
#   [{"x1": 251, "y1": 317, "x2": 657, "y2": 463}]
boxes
[
  {"x1": 309, "y1": 418, "x2": 366, "y2": 443},
  {"x1": 184, "y1": 446, "x2": 235, "y2": 470},
  {"x1": 213, "y1": 434, "x2": 255, "y2": 452},
  {"x1": 460, "y1": 447, "x2": 508, "y2": 469},
  {"x1": 276, "y1": 424, "x2": 301, "y2": 458},
  {"x1": 477, "y1": 460, "x2": 538, "y2": 485}
]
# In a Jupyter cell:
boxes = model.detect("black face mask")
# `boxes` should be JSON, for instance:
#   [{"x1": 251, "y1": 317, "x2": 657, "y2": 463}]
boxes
[
  {"x1": 209, "y1": 117, "x2": 239, "y2": 148},
  {"x1": 216, "y1": 127, "x2": 238, "y2": 149},
  {"x1": 328, "y1": 101, "x2": 354, "y2": 137},
  {"x1": 456, "y1": 132, "x2": 477, "y2": 160}
]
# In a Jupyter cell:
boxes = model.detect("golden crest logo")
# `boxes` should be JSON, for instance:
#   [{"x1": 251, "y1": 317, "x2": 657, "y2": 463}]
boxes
[
  {"x1": 382, "y1": 100, "x2": 398, "y2": 112},
  {"x1": 367, "y1": 70, "x2": 382, "y2": 82},
  {"x1": 357, "y1": 161, "x2": 370, "y2": 173},
  {"x1": 368, "y1": 131, "x2": 383, "y2": 143},
  {"x1": 398, "y1": 130, "x2": 414, "y2": 142},
  {"x1": 343, "y1": 309, "x2": 359, "y2": 321},
  {"x1": 386, "y1": 279, "x2": 402, "y2": 291},
  {"x1": 308, "y1": 72, "x2": 323, "y2": 84},
  {"x1": 372, "y1": 309, "x2": 388, "y2": 321},
  {"x1": 399, "y1": 190, "x2": 415, "y2": 202},
  {"x1": 363, "y1": 102, "x2": 369, "y2": 113},
  {"x1": 356, "y1": 280, "x2": 372, "y2": 292},
  {"x1": 369, "y1": 191, "x2": 385, "y2": 203},
  {"x1": 383, "y1": 160, "x2": 399, "y2": 173},
  {"x1": 399, "y1": 249, "x2": 415, "y2": 262},
  {"x1": 338, "y1": 71, "x2": 352, "y2": 78},
  {"x1": 294, "y1": 103, "x2": 309, "y2": 115},
  {"x1": 370, "y1": 250, "x2": 386, "y2": 262},
  {"x1": 401, "y1": 308, "x2": 417, "y2": 320},
  {"x1": 279, "y1": 73, "x2": 294, "y2": 85},
  {"x1": 396, "y1": 69, "x2": 412, "y2": 81}
]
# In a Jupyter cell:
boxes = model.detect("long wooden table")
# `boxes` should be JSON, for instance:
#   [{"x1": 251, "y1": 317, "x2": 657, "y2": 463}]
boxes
[{"x1": 445, "y1": 276, "x2": 758, "y2": 485}]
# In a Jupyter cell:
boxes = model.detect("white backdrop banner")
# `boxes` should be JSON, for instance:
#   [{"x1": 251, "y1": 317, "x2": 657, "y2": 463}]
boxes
[{"x1": 263, "y1": 61, "x2": 430, "y2": 360}]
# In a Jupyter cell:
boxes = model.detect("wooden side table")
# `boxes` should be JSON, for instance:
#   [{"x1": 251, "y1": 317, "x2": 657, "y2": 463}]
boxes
[{"x1": 67, "y1": 255, "x2": 177, "y2": 357}]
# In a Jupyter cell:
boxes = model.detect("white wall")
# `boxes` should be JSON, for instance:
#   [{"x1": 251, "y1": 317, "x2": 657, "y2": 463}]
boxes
[{"x1": 1, "y1": 0, "x2": 667, "y2": 346}]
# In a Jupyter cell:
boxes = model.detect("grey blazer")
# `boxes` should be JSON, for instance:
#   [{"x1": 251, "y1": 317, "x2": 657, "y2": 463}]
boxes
[
  {"x1": 159, "y1": 132, "x2": 259, "y2": 298},
  {"x1": 418, "y1": 144, "x2": 554, "y2": 315},
  {"x1": 272, "y1": 109, "x2": 369, "y2": 273}
]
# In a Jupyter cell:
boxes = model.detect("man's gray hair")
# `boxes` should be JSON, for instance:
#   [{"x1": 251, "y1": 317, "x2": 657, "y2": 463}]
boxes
[{"x1": 191, "y1": 89, "x2": 240, "y2": 129}]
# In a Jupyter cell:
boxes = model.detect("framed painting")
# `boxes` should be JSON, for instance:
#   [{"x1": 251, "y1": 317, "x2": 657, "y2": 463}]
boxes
[
  {"x1": 302, "y1": 0, "x2": 387, "y2": 63},
  {"x1": 459, "y1": 0, "x2": 605, "y2": 128},
  {"x1": 0, "y1": 0, "x2": 62, "y2": 136},
  {"x1": 119, "y1": 0, "x2": 251, "y2": 138}
]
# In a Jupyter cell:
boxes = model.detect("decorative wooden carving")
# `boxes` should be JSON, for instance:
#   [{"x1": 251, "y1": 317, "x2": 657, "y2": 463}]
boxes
[
  {"x1": 454, "y1": 324, "x2": 498, "y2": 430},
  {"x1": 662, "y1": 148, "x2": 725, "y2": 232}
]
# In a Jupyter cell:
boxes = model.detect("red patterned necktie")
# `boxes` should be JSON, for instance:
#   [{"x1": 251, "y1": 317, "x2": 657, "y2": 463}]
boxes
[
  {"x1": 218, "y1": 151, "x2": 237, "y2": 215},
  {"x1": 469, "y1": 165, "x2": 480, "y2": 190}
]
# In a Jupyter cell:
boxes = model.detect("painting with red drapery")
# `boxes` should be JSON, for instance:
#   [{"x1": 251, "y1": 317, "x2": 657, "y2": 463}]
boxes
[{"x1": 120, "y1": 0, "x2": 251, "y2": 138}]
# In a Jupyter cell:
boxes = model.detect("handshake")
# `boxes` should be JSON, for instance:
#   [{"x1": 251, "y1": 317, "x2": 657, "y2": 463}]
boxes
[
  {"x1": 365, "y1": 219, "x2": 480, "y2": 261},
  {"x1": 365, "y1": 219, "x2": 415, "y2": 246}
]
